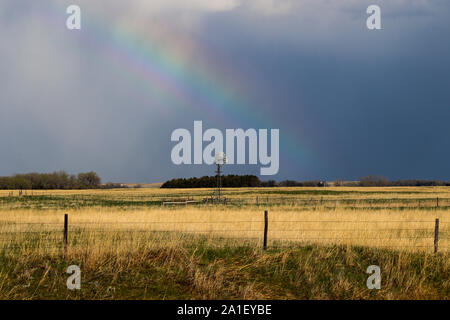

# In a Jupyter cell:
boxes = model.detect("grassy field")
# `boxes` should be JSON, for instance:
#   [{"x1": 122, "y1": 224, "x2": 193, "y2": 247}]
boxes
[{"x1": 0, "y1": 187, "x2": 449, "y2": 299}]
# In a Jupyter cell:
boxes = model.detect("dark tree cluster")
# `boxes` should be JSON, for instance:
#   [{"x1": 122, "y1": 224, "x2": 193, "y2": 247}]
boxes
[
  {"x1": 260, "y1": 180, "x2": 277, "y2": 187},
  {"x1": 162, "y1": 174, "x2": 450, "y2": 189},
  {"x1": 161, "y1": 175, "x2": 261, "y2": 188},
  {"x1": 358, "y1": 175, "x2": 450, "y2": 187},
  {"x1": 277, "y1": 180, "x2": 326, "y2": 187},
  {"x1": 0, "y1": 171, "x2": 102, "y2": 190}
]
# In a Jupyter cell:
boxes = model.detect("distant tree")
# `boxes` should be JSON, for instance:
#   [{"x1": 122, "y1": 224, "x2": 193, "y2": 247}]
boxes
[
  {"x1": 359, "y1": 175, "x2": 390, "y2": 187},
  {"x1": 261, "y1": 180, "x2": 277, "y2": 187},
  {"x1": 9, "y1": 176, "x2": 32, "y2": 189},
  {"x1": 77, "y1": 172, "x2": 101, "y2": 189}
]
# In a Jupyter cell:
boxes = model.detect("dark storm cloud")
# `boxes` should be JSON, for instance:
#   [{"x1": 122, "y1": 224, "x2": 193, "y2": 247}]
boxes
[{"x1": 0, "y1": 0, "x2": 449, "y2": 182}]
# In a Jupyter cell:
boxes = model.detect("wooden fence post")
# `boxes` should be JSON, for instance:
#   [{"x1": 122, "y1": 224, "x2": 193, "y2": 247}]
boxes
[
  {"x1": 436, "y1": 197, "x2": 439, "y2": 208},
  {"x1": 434, "y1": 218, "x2": 439, "y2": 253},
  {"x1": 64, "y1": 213, "x2": 68, "y2": 256},
  {"x1": 263, "y1": 210, "x2": 268, "y2": 250}
]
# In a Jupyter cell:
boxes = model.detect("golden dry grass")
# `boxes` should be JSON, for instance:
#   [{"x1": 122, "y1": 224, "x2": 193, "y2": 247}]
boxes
[
  {"x1": 1, "y1": 186, "x2": 450, "y2": 252},
  {"x1": 2, "y1": 185, "x2": 450, "y2": 198},
  {"x1": 0, "y1": 207, "x2": 448, "y2": 253},
  {"x1": 0, "y1": 187, "x2": 449, "y2": 299}
]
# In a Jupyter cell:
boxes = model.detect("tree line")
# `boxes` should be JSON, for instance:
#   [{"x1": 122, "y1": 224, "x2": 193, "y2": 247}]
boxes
[
  {"x1": 357, "y1": 175, "x2": 450, "y2": 187},
  {"x1": 271, "y1": 180, "x2": 326, "y2": 187},
  {"x1": 162, "y1": 175, "x2": 450, "y2": 188},
  {"x1": 0, "y1": 171, "x2": 102, "y2": 189},
  {"x1": 161, "y1": 175, "x2": 261, "y2": 188},
  {"x1": 162, "y1": 176, "x2": 326, "y2": 188}
]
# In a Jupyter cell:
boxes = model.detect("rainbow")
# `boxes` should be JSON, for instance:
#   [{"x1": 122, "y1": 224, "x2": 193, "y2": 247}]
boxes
[{"x1": 56, "y1": 3, "x2": 314, "y2": 174}]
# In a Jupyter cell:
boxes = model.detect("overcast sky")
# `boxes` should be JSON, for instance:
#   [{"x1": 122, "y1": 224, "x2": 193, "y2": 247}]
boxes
[{"x1": 0, "y1": 0, "x2": 449, "y2": 183}]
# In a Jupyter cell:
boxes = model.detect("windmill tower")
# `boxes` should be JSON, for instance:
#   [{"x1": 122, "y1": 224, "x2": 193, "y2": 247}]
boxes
[{"x1": 214, "y1": 152, "x2": 227, "y2": 202}]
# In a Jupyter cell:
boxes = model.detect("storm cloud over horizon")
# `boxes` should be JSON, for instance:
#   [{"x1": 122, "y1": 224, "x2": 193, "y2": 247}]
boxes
[{"x1": 0, "y1": 0, "x2": 449, "y2": 183}]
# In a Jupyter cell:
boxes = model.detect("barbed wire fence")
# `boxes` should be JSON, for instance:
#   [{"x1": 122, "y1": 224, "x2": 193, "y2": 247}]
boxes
[
  {"x1": 161, "y1": 196, "x2": 450, "y2": 209},
  {"x1": 0, "y1": 212, "x2": 448, "y2": 254}
]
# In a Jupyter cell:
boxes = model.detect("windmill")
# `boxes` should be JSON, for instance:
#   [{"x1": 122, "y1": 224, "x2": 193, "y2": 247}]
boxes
[{"x1": 214, "y1": 152, "x2": 227, "y2": 202}]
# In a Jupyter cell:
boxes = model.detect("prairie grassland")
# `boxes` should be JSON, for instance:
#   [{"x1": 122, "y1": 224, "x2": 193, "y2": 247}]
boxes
[
  {"x1": 2, "y1": 185, "x2": 450, "y2": 199},
  {"x1": 0, "y1": 207, "x2": 448, "y2": 252},
  {"x1": 1, "y1": 186, "x2": 450, "y2": 211},
  {"x1": 0, "y1": 187, "x2": 449, "y2": 299},
  {"x1": 1, "y1": 241, "x2": 448, "y2": 299}
]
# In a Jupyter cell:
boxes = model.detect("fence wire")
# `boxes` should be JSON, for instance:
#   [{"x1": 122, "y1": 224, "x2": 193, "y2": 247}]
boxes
[{"x1": 0, "y1": 217, "x2": 448, "y2": 252}]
